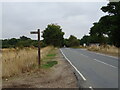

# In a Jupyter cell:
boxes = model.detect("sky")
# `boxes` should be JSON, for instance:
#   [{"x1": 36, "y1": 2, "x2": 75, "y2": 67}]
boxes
[
  {"x1": 0, "y1": 3, "x2": 2, "y2": 39},
  {"x1": 1, "y1": 1, "x2": 108, "y2": 40}
]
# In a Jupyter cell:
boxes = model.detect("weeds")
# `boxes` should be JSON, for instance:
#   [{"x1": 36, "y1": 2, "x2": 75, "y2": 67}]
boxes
[
  {"x1": 41, "y1": 47, "x2": 58, "y2": 69},
  {"x1": 47, "y1": 54, "x2": 56, "y2": 57},
  {"x1": 41, "y1": 61, "x2": 58, "y2": 69}
]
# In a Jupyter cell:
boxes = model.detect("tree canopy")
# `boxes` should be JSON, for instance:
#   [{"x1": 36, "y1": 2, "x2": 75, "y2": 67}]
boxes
[
  {"x1": 2, "y1": 36, "x2": 46, "y2": 48},
  {"x1": 42, "y1": 24, "x2": 64, "y2": 47},
  {"x1": 64, "y1": 35, "x2": 80, "y2": 47},
  {"x1": 83, "y1": 1, "x2": 120, "y2": 47}
]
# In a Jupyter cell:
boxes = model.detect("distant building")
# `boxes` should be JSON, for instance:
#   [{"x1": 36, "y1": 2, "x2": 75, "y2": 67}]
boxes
[
  {"x1": 83, "y1": 43, "x2": 86, "y2": 47},
  {"x1": 89, "y1": 43, "x2": 100, "y2": 47}
]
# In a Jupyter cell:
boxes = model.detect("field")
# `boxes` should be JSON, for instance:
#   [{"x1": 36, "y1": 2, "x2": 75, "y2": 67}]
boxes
[
  {"x1": 2, "y1": 47, "x2": 77, "y2": 88},
  {"x1": 1, "y1": 46, "x2": 53, "y2": 78}
]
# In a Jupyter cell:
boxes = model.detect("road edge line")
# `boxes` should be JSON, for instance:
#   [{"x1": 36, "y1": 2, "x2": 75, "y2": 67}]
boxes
[{"x1": 60, "y1": 49, "x2": 86, "y2": 81}]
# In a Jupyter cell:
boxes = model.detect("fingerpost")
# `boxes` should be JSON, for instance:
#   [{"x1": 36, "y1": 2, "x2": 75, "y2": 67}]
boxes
[{"x1": 30, "y1": 29, "x2": 41, "y2": 66}]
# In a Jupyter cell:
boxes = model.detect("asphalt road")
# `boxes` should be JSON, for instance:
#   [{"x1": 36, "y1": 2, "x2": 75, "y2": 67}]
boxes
[{"x1": 60, "y1": 48, "x2": 118, "y2": 88}]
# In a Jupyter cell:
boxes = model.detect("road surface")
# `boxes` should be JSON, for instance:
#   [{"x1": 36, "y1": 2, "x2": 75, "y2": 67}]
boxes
[{"x1": 60, "y1": 48, "x2": 118, "y2": 88}]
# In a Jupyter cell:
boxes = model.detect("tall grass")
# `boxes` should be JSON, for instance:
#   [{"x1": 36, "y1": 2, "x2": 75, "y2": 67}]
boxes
[
  {"x1": 88, "y1": 45, "x2": 118, "y2": 56},
  {"x1": 2, "y1": 46, "x2": 53, "y2": 78}
]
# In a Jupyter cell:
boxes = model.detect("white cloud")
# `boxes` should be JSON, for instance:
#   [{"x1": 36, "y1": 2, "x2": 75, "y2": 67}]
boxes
[
  {"x1": 58, "y1": 15, "x2": 91, "y2": 38},
  {"x1": 0, "y1": 0, "x2": 108, "y2": 2},
  {"x1": 0, "y1": 3, "x2": 2, "y2": 39}
]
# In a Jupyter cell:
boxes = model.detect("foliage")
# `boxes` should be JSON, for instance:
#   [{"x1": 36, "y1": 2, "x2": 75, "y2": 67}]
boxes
[
  {"x1": 2, "y1": 36, "x2": 46, "y2": 48},
  {"x1": 20, "y1": 36, "x2": 31, "y2": 41},
  {"x1": 80, "y1": 35, "x2": 91, "y2": 45},
  {"x1": 41, "y1": 61, "x2": 58, "y2": 68},
  {"x1": 68, "y1": 35, "x2": 80, "y2": 47},
  {"x1": 82, "y1": 1, "x2": 120, "y2": 47},
  {"x1": 101, "y1": 1, "x2": 120, "y2": 47},
  {"x1": 47, "y1": 54, "x2": 56, "y2": 57},
  {"x1": 64, "y1": 35, "x2": 80, "y2": 47},
  {"x1": 42, "y1": 24, "x2": 64, "y2": 47},
  {"x1": 64, "y1": 39, "x2": 69, "y2": 47}
]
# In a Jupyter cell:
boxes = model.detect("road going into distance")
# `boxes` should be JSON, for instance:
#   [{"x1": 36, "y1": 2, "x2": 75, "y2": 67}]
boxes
[{"x1": 60, "y1": 48, "x2": 118, "y2": 88}]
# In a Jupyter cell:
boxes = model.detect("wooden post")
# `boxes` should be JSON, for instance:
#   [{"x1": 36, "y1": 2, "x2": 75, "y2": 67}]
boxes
[
  {"x1": 30, "y1": 29, "x2": 41, "y2": 67},
  {"x1": 38, "y1": 29, "x2": 40, "y2": 66}
]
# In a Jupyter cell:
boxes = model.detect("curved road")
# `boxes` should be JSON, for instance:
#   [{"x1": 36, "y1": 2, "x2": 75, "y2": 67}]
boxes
[{"x1": 60, "y1": 48, "x2": 118, "y2": 88}]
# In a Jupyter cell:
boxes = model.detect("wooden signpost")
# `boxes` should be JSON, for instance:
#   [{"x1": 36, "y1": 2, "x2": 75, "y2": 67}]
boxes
[{"x1": 30, "y1": 29, "x2": 41, "y2": 66}]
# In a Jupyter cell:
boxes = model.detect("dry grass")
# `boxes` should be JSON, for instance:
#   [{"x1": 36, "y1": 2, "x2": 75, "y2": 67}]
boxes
[
  {"x1": 1, "y1": 46, "x2": 53, "y2": 78},
  {"x1": 87, "y1": 45, "x2": 119, "y2": 57}
]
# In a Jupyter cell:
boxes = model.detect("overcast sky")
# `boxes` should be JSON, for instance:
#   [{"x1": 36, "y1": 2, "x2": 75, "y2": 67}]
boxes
[{"x1": 2, "y1": 1, "x2": 108, "y2": 40}]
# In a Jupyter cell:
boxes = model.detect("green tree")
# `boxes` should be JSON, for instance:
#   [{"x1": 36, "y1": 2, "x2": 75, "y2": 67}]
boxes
[
  {"x1": 2, "y1": 39, "x2": 9, "y2": 48},
  {"x1": 80, "y1": 35, "x2": 91, "y2": 45},
  {"x1": 64, "y1": 39, "x2": 69, "y2": 47},
  {"x1": 20, "y1": 36, "x2": 31, "y2": 41},
  {"x1": 89, "y1": 1, "x2": 120, "y2": 47},
  {"x1": 67, "y1": 35, "x2": 80, "y2": 47},
  {"x1": 101, "y1": 1, "x2": 120, "y2": 47},
  {"x1": 16, "y1": 39, "x2": 32, "y2": 47},
  {"x1": 89, "y1": 21, "x2": 108, "y2": 44},
  {"x1": 8, "y1": 38, "x2": 18, "y2": 47},
  {"x1": 42, "y1": 24, "x2": 64, "y2": 47},
  {"x1": 2, "y1": 36, "x2": 41, "y2": 48}
]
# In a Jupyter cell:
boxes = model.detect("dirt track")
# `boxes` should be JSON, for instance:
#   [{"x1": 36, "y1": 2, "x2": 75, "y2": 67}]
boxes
[{"x1": 2, "y1": 49, "x2": 78, "y2": 88}]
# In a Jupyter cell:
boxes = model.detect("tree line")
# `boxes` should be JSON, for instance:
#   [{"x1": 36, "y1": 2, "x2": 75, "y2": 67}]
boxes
[
  {"x1": 1, "y1": 36, "x2": 46, "y2": 48},
  {"x1": 42, "y1": 24, "x2": 80, "y2": 47},
  {"x1": 1, "y1": 1, "x2": 120, "y2": 48},
  {"x1": 1, "y1": 24, "x2": 80, "y2": 48},
  {"x1": 80, "y1": 1, "x2": 120, "y2": 47}
]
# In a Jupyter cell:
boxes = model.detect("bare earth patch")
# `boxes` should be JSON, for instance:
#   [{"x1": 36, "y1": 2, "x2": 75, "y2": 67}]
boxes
[{"x1": 2, "y1": 48, "x2": 78, "y2": 88}]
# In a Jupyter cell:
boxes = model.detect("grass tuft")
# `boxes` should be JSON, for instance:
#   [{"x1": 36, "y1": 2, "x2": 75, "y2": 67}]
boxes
[
  {"x1": 47, "y1": 54, "x2": 56, "y2": 57},
  {"x1": 41, "y1": 61, "x2": 58, "y2": 69}
]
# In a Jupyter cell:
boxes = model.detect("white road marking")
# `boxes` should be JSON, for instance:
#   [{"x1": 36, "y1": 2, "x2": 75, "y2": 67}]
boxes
[
  {"x1": 93, "y1": 59, "x2": 117, "y2": 68},
  {"x1": 80, "y1": 53, "x2": 117, "y2": 68},
  {"x1": 60, "y1": 49, "x2": 86, "y2": 81}
]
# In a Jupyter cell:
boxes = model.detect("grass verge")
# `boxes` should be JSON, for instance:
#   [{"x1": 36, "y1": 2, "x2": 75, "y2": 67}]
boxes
[
  {"x1": 41, "y1": 48, "x2": 58, "y2": 69},
  {"x1": 41, "y1": 61, "x2": 58, "y2": 69}
]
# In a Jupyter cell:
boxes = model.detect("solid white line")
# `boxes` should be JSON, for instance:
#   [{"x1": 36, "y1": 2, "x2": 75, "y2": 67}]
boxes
[
  {"x1": 94, "y1": 59, "x2": 117, "y2": 68},
  {"x1": 60, "y1": 49, "x2": 86, "y2": 81}
]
